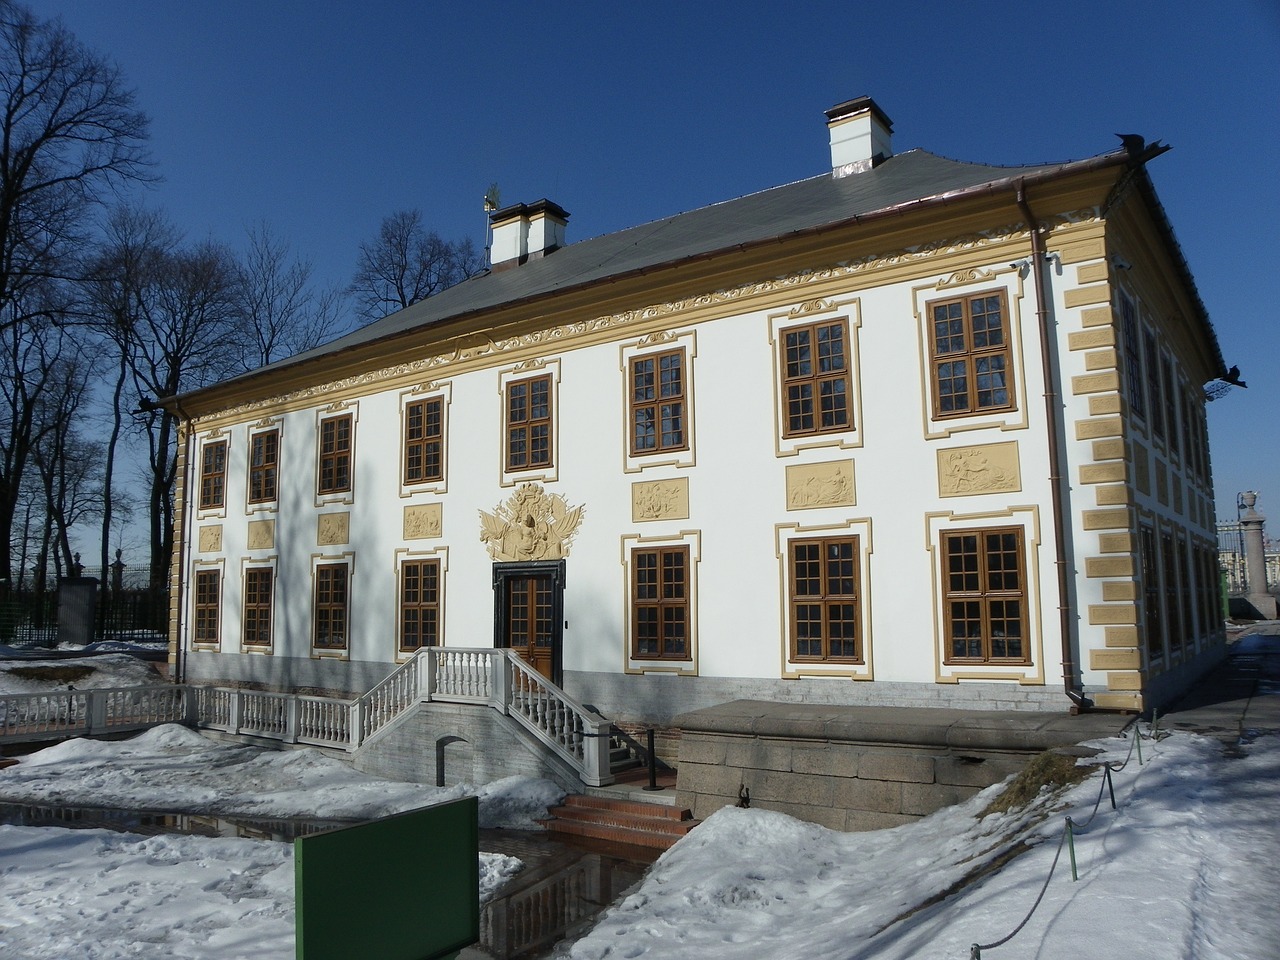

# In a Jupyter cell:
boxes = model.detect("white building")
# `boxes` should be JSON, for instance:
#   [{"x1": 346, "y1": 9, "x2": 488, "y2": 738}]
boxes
[{"x1": 163, "y1": 97, "x2": 1226, "y2": 725}]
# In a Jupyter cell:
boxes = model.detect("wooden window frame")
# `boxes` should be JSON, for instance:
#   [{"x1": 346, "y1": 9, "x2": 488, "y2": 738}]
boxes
[
  {"x1": 199, "y1": 439, "x2": 228, "y2": 510},
  {"x1": 788, "y1": 535, "x2": 862, "y2": 663},
  {"x1": 928, "y1": 290, "x2": 1015, "y2": 420},
  {"x1": 1162, "y1": 359, "x2": 1180, "y2": 457},
  {"x1": 248, "y1": 428, "x2": 279, "y2": 505},
  {"x1": 1144, "y1": 331, "x2": 1164, "y2": 440},
  {"x1": 242, "y1": 566, "x2": 273, "y2": 648},
  {"x1": 399, "y1": 557, "x2": 441, "y2": 653},
  {"x1": 505, "y1": 374, "x2": 553, "y2": 472},
  {"x1": 193, "y1": 569, "x2": 220, "y2": 645},
  {"x1": 779, "y1": 319, "x2": 853, "y2": 438},
  {"x1": 317, "y1": 414, "x2": 353, "y2": 496},
  {"x1": 1140, "y1": 524, "x2": 1164, "y2": 665},
  {"x1": 404, "y1": 396, "x2": 444, "y2": 485},
  {"x1": 631, "y1": 545, "x2": 691, "y2": 661},
  {"x1": 629, "y1": 347, "x2": 688, "y2": 455},
  {"x1": 941, "y1": 526, "x2": 1030, "y2": 664},
  {"x1": 1160, "y1": 530, "x2": 1182, "y2": 655},
  {"x1": 1119, "y1": 293, "x2": 1145, "y2": 419},
  {"x1": 313, "y1": 561, "x2": 349, "y2": 651}
]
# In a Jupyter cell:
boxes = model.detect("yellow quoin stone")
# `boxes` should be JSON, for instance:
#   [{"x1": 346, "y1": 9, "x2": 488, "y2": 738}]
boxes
[
  {"x1": 1083, "y1": 508, "x2": 1130, "y2": 530},
  {"x1": 1105, "y1": 626, "x2": 1140, "y2": 647},
  {"x1": 1102, "y1": 581, "x2": 1139, "y2": 601},
  {"x1": 1107, "y1": 671, "x2": 1145, "y2": 691},
  {"x1": 1076, "y1": 417, "x2": 1123, "y2": 440},
  {"x1": 1088, "y1": 604, "x2": 1137, "y2": 625},
  {"x1": 1091, "y1": 647, "x2": 1141, "y2": 670},
  {"x1": 1065, "y1": 286, "x2": 1111, "y2": 308},
  {"x1": 1086, "y1": 556, "x2": 1134, "y2": 578},
  {"x1": 1068, "y1": 327, "x2": 1116, "y2": 350},
  {"x1": 1072, "y1": 372, "x2": 1121, "y2": 395}
]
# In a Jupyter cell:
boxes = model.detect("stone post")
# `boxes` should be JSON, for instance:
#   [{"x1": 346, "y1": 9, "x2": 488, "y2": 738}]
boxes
[{"x1": 1239, "y1": 492, "x2": 1277, "y2": 619}]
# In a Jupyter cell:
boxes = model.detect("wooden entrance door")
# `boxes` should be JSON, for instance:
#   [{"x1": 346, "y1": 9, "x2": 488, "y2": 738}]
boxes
[{"x1": 494, "y1": 562, "x2": 564, "y2": 684}]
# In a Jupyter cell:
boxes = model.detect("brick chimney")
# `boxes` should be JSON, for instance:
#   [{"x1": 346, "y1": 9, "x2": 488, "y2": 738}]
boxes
[
  {"x1": 825, "y1": 97, "x2": 893, "y2": 177},
  {"x1": 489, "y1": 199, "x2": 570, "y2": 272}
]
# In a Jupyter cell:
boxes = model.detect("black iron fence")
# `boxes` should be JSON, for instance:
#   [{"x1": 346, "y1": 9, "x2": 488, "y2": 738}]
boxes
[{"x1": 0, "y1": 560, "x2": 167, "y2": 648}]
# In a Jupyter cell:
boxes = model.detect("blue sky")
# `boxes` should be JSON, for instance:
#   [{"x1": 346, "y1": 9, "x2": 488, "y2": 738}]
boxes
[{"x1": 29, "y1": 0, "x2": 1280, "y2": 524}]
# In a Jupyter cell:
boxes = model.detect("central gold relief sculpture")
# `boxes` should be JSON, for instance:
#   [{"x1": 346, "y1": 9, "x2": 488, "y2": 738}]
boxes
[{"x1": 479, "y1": 483, "x2": 585, "y2": 562}]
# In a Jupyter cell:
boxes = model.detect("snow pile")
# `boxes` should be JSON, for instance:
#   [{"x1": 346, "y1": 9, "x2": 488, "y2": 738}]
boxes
[
  {"x1": 1, "y1": 723, "x2": 564, "y2": 827},
  {"x1": 0, "y1": 824, "x2": 525, "y2": 959},
  {"x1": 0, "y1": 653, "x2": 166, "y2": 695},
  {"x1": 561, "y1": 731, "x2": 1280, "y2": 959}
]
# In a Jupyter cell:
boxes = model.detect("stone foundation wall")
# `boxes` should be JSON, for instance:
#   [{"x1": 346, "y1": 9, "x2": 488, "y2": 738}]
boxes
[
  {"x1": 566, "y1": 670, "x2": 1071, "y2": 728},
  {"x1": 351, "y1": 702, "x2": 582, "y2": 794},
  {"x1": 674, "y1": 700, "x2": 1128, "y2": 831}
]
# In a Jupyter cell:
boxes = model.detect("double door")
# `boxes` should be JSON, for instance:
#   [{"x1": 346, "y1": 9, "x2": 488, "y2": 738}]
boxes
[{"x1": 494, "y1": 562, "x2": 564, "y2": 685}]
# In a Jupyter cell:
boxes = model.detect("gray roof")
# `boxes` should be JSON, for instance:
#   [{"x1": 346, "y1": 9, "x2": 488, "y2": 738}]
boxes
[{"x1": 219, "y1": 147, "x2": 1134, "y2": 384}]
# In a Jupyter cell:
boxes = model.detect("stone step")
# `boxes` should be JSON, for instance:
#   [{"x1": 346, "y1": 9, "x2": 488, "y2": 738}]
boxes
[{"x1": 541, "y1": 794, "x2": 699, "y2": 851}]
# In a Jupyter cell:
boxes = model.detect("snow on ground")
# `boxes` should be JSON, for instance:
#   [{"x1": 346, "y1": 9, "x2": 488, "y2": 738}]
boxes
[
  {"x1": 0, "y1": 727, "x2": 559, "y2": 959},
  {"x1": 0, "y1": 723, "x2": 563, "y2": 823},
  {"x1": 0, "y1": 653, "x2": 167, "y2": 694},
  {"x1": 559, "y1": 730, "x2": 1280, "y2": 960},
  {"x1": 3, "y1": 654, "x2": 1277, "y2": 959}
]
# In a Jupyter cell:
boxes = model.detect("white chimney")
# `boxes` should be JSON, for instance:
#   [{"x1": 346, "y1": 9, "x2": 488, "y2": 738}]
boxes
[
  {"x1": 489, "y1": 199, "x2": 570, "y2": 272},
  {"x1": 826, "y1": 96, "x2": 893, "y2": 177}
]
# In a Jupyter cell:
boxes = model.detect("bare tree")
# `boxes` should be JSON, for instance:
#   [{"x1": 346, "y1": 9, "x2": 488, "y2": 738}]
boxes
[
  {"x1": 30, "y1": 348, "x2": 101, "y2": 576},
  {"x1": 127, "y1": 237, "x2": 240, "y2": 580},
  {"x1": 349, "y1": 210, "x2": 482, "y2": 324},
  {"x1": 0, "y1": 287, "x2": 67, "y2": 585},
  {"x1": 233, "y1": 222, "x2": 349, "y2": 369},
  {"x1": 82, "y1": 205, "x2": 175, "y2": 581},
  {"x1": 0, "y1": 0, "x2": 151, "y2": 336}
]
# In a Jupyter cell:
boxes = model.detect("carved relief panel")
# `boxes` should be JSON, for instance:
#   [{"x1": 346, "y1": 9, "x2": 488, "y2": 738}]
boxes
[
  {"x1": 317, "y1": 512, "x2": 350, "y2": 546},
  {"x1": 246, "y1": 519, "x2": 275, "y2": 551},
  {"x1": 936, "y1": 442, "x2": 1021, "y2": 498},
  {"x1": 197, "y1": 525, "x2": 223, "y2": 553},
  {"x1": 785, "y1": 461, "x2": 855, "y2": 510},
  {"x1": 404, "y1": 503, "x2": 443, "y2": 540},
  {"x1": 632, "y1": 478, "x2": 690, "y2": 522}
]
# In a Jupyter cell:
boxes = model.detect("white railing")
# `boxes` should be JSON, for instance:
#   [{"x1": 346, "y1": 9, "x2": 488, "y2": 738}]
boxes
[
  {"x1": 1, "y1": 686, "x2": 192, "y2": 743},
  {"x1": 0, "y1": 647, "x2": 614, "y2": 786}
]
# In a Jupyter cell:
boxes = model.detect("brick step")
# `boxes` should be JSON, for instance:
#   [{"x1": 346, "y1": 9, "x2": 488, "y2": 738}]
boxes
[
  {"x1": 541, "y1": 794, "x2": 700, "y2": 851},
  {"x1": 547, "y1": 804, "x2": 696, "y2": 837},
  {"x1": 542, "y1": 816, "x2": 687, "y2": 850},
  {"x1": 560, "y1": 793, "x2": 692, "y2": 820}
]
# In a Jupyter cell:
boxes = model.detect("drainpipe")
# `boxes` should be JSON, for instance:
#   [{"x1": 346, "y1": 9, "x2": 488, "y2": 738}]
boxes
[
  {"x1": 1015, "y1": 181, "x2": 1093, "y2": 713},
  {"x1": 170, "y1": 400, "x2": 195, "y2": 686}
]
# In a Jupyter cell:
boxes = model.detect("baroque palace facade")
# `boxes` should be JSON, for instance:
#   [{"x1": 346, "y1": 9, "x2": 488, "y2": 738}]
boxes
[{"x1": 162, "y1": 97, "x2": 1226, "y2": 722}]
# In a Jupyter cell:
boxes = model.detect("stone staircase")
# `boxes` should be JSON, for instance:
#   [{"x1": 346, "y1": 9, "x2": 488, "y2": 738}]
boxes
[{"x1": 541, "y1": 794, "x2": 700, "y2": 851}]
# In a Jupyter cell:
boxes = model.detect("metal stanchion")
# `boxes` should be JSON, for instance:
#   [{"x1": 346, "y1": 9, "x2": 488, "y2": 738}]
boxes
[{"x1": 642, "y1": 728, "x2": 663, "y2": 791}]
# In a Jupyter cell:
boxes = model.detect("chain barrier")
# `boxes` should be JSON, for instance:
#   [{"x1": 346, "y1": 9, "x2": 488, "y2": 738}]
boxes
[{"x1": 968, "y1": 717, "x2": 1160, "y2": 958}]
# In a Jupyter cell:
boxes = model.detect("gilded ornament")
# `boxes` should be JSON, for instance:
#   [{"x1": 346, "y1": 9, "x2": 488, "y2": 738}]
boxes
[{"x1": 479, "y1": 483, "x2": 584, "y2": 561}]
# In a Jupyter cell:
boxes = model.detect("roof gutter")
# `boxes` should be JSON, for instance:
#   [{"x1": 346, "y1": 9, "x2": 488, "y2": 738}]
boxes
[
  {"x1": 160, "y1": 151, "x2": 1138, "y2": 412},
  {"x1": 1015, "y1": 179, "x2": 1092, "y2": 714}
]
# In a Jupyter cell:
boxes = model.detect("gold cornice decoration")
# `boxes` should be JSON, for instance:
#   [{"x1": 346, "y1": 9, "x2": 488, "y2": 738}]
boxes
[
  {"x1": 204, "y1": 427, "x2": 226, "y2": 439},
  {"x1": 936, "y1": 267, "x2": 997, "y2": 289},
  {"x1": 250, "y1": 416, "x2": 278, "y2": 429},
  {"x1": 788, "y1": 298, "x2": 836, "y2": 317},
  {"x1": 638, "y1": 330, "x2": 677, "y2": 347},
  {"x1": 199, "y1": 212, "x2": 1103, "y2": 425},
  {"x1": 511, "y1": 357, "x2": 548, "y2": 372},
  {"x1": 410, "y1": 381, "x2": 442, "y2": 395},
  {"x1": 321, "y1": 399, "x2": 350, "y2": 414}
]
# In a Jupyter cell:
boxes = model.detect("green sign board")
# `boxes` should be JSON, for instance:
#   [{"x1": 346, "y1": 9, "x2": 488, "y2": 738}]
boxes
[{"x1": 295, "y1": 796, "x2": 480, "y2": 960}]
